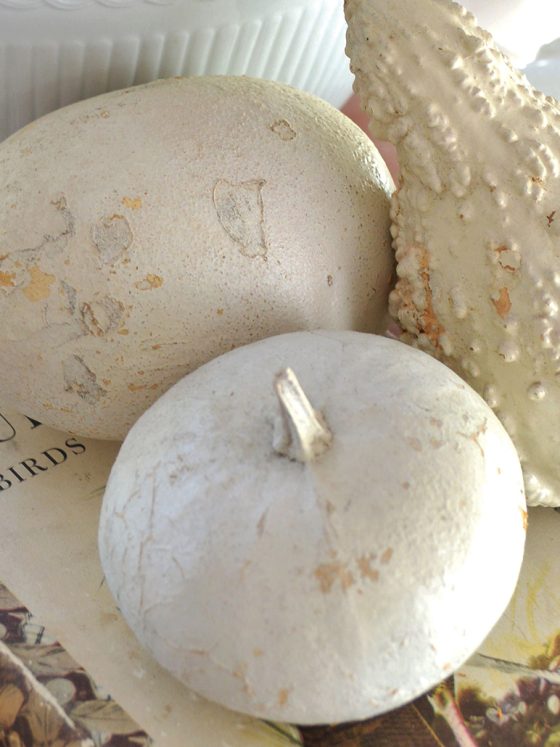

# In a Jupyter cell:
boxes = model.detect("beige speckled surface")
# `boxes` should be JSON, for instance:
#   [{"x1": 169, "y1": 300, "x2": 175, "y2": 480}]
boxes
[{"x1": 0, "y1": 75, "x2": 394, "y2": 440}]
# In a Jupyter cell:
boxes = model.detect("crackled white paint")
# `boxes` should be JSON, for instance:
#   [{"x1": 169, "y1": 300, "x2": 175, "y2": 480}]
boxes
[
  {"x1": 99, "y1": 331, "x2": 526, "y2": 724},
  {"x1": 346, "y1": 0, "x2": 560, "y2": 506}
]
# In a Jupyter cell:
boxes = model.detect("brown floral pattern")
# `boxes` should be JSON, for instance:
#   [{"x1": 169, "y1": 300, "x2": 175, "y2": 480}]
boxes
[{"x1": 0, "y1": 583, "x2": 151, "y2": 747}]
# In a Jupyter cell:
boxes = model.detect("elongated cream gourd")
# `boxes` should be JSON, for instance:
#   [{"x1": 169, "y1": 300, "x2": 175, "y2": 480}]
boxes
[
  {"x1": 0, "y1": 76, "x2": 394, "y2": 440},
  {"x1": 98, "y1": 330, "x2": 526, "y2": 724},
  {"x1": 345, "y1": 0, "x2": 560, "y2": 506}
]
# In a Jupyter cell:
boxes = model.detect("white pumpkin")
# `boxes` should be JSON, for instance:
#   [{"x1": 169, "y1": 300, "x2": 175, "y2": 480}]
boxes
[
  {"x1": 0, "y1": 76, "x2": 394, "y2": 440},
  {"x1": 98, "y1": 330, "x2": 526, "y2": 725}
]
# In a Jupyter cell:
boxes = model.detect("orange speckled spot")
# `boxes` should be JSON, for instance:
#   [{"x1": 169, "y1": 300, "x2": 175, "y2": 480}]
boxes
[
  {"x1": 128, "y1": 383, "x2": 147, "y2": 392},
  {"x1": 492, "y1": 288, "x2": 511, "y2": 318},
  {"x1": 22, "y1": 266, "x2": 56, "y2": 302},
  {"x1": 278, "y1": 689, "x2": 290, "y2": 706},
  {"x1": 395, "y1": 246, "x2": 445, "y2": 351},
  {"x1": 152, "y1": 344, "x2": 161, "y2": 350},
  {"x1": 381, "y1": 547, "x2": 393, "y2": 565},
  {"x1": 135, "y1": 274, "x2": 164, "y2": 291},
  {"x1": 357, "y1": 554, "x2": 379, "y2": 583},
  {"x1": 216, "y1": 308, "x2": 224, "y2": 316},
  {"x1": 100, "y1": 110, "x2": 110, "y2": 119},
  {"x1": 122, "y1": 196, "x2": 142, "y2": 210},
  {"x1": 102, "y1": 379, "x2": 112, "y2": 386},
  {"x1": 0, "y1": 271, "x2": 16, "y2": 287},
  {"x1": 314, "y1": 561, "x2": 354, "y2": 593},
  {"x1": 253, "y1": 648, "x2": 264, "y2": 657},
  {"x1": 118, "y1": 328, "x2": 130, "y2": 336},
  {"x1": 521, "y1": 508, "x2": 528, "y2": 531},
  {"x1": 418, "y1": 248, "x2": 445, "y2": 348},
  {"x1": 495, "y1": 247, "x2": 518, "y2": 271}
]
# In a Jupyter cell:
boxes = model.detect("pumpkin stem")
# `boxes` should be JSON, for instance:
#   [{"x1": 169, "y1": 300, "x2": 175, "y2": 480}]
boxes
[{"x1": 273, "y1": 368, "x2": 332, "y2": 463}]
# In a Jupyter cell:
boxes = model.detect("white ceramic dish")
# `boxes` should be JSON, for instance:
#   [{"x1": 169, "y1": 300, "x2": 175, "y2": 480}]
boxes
[
  {"x1": 463, "y1": 0, "x2": 560, "y2": 68},
  {"x1": 524, "y1": 38, "x2": 560, "y2": 100},
  {"x1": 0, "y1": 0, "x2": 353, "y2": 141}
]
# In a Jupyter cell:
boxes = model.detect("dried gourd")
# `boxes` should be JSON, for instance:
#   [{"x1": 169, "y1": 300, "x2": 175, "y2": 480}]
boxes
[
  {"x1": 346, "y1": 0, "x2": 560, "y2": 505},
  {"x1": 0, "y1": 76, "x2": 394, "y2": 440}
]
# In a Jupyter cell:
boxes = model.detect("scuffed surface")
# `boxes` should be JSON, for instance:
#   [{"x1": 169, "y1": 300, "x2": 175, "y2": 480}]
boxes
[
  {"x1": 98, "y1": 331, "x2": 526, "y2": 725},
  {"x1": 213, "y1": 179, "x2": 268, "y2": 259},
  {"x1": 0, "y1": 76, "x2": 394, "y2": 440}
]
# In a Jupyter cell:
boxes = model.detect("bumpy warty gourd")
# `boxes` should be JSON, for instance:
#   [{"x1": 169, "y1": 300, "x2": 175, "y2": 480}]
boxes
[{"x1": 345, "y1": 0, "x2": 560, "y2": 506}]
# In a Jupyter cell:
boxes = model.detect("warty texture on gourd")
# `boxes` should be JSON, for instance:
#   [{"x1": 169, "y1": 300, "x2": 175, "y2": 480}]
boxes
[{"x1": 345, "y1": 0, "x2": 560, "y2": 507}]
